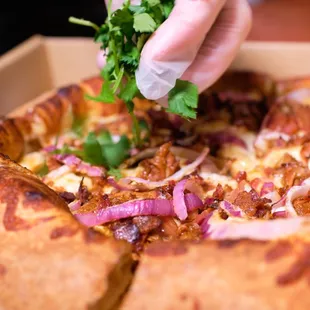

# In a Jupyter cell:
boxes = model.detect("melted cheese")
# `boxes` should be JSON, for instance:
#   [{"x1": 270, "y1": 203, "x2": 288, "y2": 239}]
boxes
[
  {"x1": 48, "y1": 173, "x2": 92, "y2": 194},
  {"x1": 19, "y1": 152, "x2": 45, "y2": 172},
  {"x1": 262, "y1": 146, "x2": 302, "y2": 168}
]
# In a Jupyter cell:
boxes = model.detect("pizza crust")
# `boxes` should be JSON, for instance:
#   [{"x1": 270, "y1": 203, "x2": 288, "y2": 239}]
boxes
[
  {"x1": 0, "y1": 154, "x2": 134, "y2": 310},
  {"x1": 121, "y1": 239, "x2": 310, "y2": 310}
]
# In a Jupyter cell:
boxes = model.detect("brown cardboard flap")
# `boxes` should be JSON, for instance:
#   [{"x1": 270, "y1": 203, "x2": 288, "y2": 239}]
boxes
[
  {"x1": 43, "y1": 37, "x2": 99, "y2": 87},
  {"x1": 0, "y1": 36, "x2": 52, "y2": 115},
  {"x1": 232, "y1": 41, "x2": 310, "y2": 79},
  {"x1": 1, "y1": 36, "x2": 310, "y2": 116}
]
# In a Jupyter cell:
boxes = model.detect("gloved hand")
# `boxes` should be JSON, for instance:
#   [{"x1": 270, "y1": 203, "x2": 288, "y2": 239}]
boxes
[{"x1": 99, "y1": 0, "x2": 252, "y2": 102}]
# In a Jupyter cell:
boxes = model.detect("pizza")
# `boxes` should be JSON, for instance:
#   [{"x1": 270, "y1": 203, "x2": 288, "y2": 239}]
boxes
[{"x1": 0, "y1": 71, "x2": 310, "y2": 309}]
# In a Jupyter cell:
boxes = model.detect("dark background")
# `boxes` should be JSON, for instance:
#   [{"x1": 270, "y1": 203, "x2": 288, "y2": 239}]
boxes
[
  {"x1": 0, "y1": 1, "x2": 108, "y2": 55},
  {"x1": 1, "y1": 0, "x2": 310, "y2": 56}
]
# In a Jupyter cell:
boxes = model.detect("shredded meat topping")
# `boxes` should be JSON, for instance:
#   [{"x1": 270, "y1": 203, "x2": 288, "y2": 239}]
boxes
[
  {"x1": 233, "y1": 190, "x2": 271, "y2": 218},
  {"x1": 292, "y1": 191, "x2": 310, "y2": 216},
  {"x1": 273, "y1": 154, "x2": 310, "y2": 189},
  {"x1": 138, "y1": 142, "x2": 180, "y2": 181},
  {"x1": 132, "y1": 216, "x2": 162, "y2": 234}
]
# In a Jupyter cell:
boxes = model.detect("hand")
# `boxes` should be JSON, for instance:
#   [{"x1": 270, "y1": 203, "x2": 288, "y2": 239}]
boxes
[{"x1": 100, "y1": 0, "x2": 252, "y2": 101}]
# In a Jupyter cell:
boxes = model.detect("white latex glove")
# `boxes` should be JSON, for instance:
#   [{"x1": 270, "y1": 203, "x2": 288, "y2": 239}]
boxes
[{"x1": 100, "y1": 0, "x2": 252, "y2": 101}]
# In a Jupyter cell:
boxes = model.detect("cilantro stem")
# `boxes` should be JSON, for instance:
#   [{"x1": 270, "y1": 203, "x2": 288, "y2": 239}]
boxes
[
  {"x1": 112, "y1": 67, "x2": 125, "y2": 93},
  {"x1": 68, "y1": 17, "x2": 100, "y2": 32},
  {"x1": 137, "y1": 34, "x2": 149, "y2": 52},
  {"x1": 107, "y1": 0, "x2": 113, "y2": 17},
  {"x1": 109, "y1": 38, "x2": 120, "y2": 75},
  {"x1": 130, "y1": 111, "x2": 142, "y2": 147}
]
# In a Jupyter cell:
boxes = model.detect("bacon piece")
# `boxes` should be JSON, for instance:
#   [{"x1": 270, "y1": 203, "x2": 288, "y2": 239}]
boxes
[
  {"x1": 138, "y1": 142, "x2": 180, "y2": 181},
  {"x1": 255, "y1": 97, "x2": 310, "y2": 156},
  {"x1": 273, "y1": 154, "x2": 310, "y2": 189},
  {"x1": 292, "y1": 190, "x2": 310, "y2": 216},
  {"x1": 232, "y1": 190, "x2": 271, "y2": 218},
  {"x1": 132, "y1": 216, "x2": 162, "y2": 234}
]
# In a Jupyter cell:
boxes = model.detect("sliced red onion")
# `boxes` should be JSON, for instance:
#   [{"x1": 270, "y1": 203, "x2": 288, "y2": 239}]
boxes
[
  {"x1": 173, "y1": 179, "x2": 204, "y2": 220},
  {"x1": 69, "y1": 200, "x2": 81, "y2": 211},
  {"x1": 271, "y1": 184, "x2": 310, "y2": 218},
  {"x1": 264, "y1": 190, "x2": 281, "y2": 204},
  {"x1": 43, "y1": 165, "x2": 71, "y2": 180},
  {"x1": 200, "y1": 212, "x2": 308, "y2": 240},
  {"x1": 204, "y1": 131, "x2": 247, "y2": 149},
  {"x1": 55, "y1": 154, "x2": 104, "y2": 177},
  {"x1": 260, "y1": 182, "x2": 274, "y2": 196},
  {"x1": 273, "y1": 210, "x2": 288, "y2": 218},
  {"x1": 74, "y1": 193, "x2": 202, "y2": 227},
  {"x1": 119, "y1": 148, "x2": 209, "y2": 190},
  {"x1": 254, "y1": 129, "x2": 291, "y2": 152},
  {"x1": 219, "y1": 200, "x2": 243, "y2": 218},
  {"x1": 42, "y1": 145, "x2": 57, "y2": 153},
  {"x1": 107, "y1": 177, "x2": 136, "y2": 191},
  {"x1": 184, "y1": 193, "x2": 203, "y2": 212}
]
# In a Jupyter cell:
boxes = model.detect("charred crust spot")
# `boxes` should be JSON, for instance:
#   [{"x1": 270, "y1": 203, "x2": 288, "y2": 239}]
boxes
[
  {"x1": 50, "y1": 226, "x2": 78, "y2": 239},
  {"x1": 145, "y1": 241, "x2": 188, "y2": 257},
  {"x1": 58, "y1": 191, "x2": 76, "y2": 204},
  {"x1": 217, "y1": 239, "x2": 242, "y2": 248},
  {"x1": 0, "y1": 166, "x2": 68, "y2": 231},
  {"x1": 276, "y1": 243, "x2": 310, "y2": 286},
  {"x1": 25, "y1": 191, "x2": 44, "y2": 201},
  {"x1": 0, "y1": 264, "x2": 6, "y2": 277},
  {"x1": 193, "y1": 299, "x2": 201, "y2": 310},
  {"x1": 265, "y1": 241, "x2": 293, "y2": 262}
]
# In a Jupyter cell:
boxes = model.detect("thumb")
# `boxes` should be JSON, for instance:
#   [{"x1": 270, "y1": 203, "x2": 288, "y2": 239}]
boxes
[{"x1": 136, "y1": 0, "x2": 226, "y2": 100}]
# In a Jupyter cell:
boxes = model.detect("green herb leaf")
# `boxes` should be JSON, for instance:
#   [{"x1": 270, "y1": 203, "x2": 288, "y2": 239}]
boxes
[
  {"x1": 133, "y1": 13, "x2": 157, "y2": 33},
  {"x1": 146, "y1": 0, "x2": 161, "y2": 6},
  {"x1": 110, "y1": 8, "x2": 134, "y2": 39},
  {"x1": 83, "y1": 132, "x2": 106, "y2": 166},
  {"x1": 120, "y1": 45, "x2": 140, "y2": 70},
  {"x1": 161, "y1": 0, "x2": 175, "y2": 18},
  {"x1": 167, "y1": 79, "x2": 199, "y2": 119},
  {"x1": 129, "y1": 5, "x2": 146, "y2": 14},
  {"x1": 101, "y1": 135, "x2": 130, "y2": 168},
  {"x1": 85, "y1": 80, "x2": 115, "y2": 103},
  {"x1": 119, "y1": 79, "x2": 139, "y2": 102},
  {"x1": 97, "y1": 130, "x2": 113, "y2": 145},
  {"x1": 108, "y1": 168, "x2": 122, "y2": 179},
  {"x1": 37, "y1": 162, "x2": 49, "y2": 177},
  {"x1": 72, "y1": 117, "x2": 85, "y2": 137},
  {"x1": 52, "y1": 144, "x2": 84, "y2": 157}
]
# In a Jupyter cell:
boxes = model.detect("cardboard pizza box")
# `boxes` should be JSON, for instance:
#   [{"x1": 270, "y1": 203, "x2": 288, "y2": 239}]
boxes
[{"x1": 1, "y1": 34, "x2": 310, "y2": 115}]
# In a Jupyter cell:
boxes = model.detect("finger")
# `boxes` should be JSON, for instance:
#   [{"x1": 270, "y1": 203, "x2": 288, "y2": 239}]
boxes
[
  {"x1": 104, "y1": 0, "x2": 141, "y2": 12},
  {"x1": 181, "y1": 0, "x2": 252, "y2": 93},
  {"x1": 136, "y1": 0, "x2": 227, "y2": 100}
]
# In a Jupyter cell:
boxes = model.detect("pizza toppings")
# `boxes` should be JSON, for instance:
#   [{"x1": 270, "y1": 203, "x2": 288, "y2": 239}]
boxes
[{"x1": 74, "y1": 193, "x2": 202, "y2": 227}]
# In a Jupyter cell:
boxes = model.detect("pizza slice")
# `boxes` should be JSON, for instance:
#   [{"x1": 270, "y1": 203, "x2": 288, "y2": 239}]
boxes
[{"x1": 0, "y1": 154, "x2": 133, "y2": 310}]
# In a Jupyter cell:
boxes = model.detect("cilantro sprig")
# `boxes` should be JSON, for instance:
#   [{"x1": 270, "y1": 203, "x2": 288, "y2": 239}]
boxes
[
  {"x1": 69, "y1": 0, "x2": 198, "y2": 147},
  {"x1": 53, "y1": 130, "x2": 130, "y2": 171}
]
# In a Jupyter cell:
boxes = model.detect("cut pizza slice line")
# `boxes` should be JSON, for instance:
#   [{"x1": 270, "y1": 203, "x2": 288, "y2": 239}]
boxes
[{"x1": 0, "y1": 154, "x2": 134, "y2": 310}]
